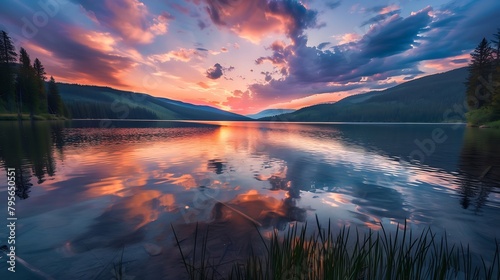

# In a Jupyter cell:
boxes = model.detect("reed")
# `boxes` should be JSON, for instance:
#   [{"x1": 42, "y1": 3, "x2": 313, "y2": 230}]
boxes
[{"x1": 172, "y1": 216, "x2": 499, "y2": 280}]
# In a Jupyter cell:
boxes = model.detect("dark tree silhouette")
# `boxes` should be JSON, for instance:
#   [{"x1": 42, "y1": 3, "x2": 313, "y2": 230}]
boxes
[
  {"x1": 0, "y1": 30, "x2": 17, "y2": 111},
  {"x1": 17, "y1": 47, "x2": 38, "y2": 119},
  {"x1": 47, "y1": 76, "x2": 66, "y2": 116},
  {"x1": 466, "y1": 38, "x2": 494, "y2": 109},
  {"x1": 33, "y1": 58, "x2": 47, "y2": 113},
  {"x1": 491, "y1": 28, "x2": 500, "y2": 62},
  {"x1": 491, "y1": 30, "x2": 500, "y2": 112}
]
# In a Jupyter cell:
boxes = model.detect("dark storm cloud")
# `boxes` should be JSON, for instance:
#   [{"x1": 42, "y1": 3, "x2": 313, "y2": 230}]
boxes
[
  {"x1": 249, "y1": 6, "x2": 436, "y2": 100},
  {"x1": 359, "y1": 6, "x2": 432, "y2": 58},
  {"x1": 201, "y1": 0, "x2": 320, "y2": 43},
  {"x1": 267, "y1": 0, "x2": 319, "y2": 40},
  {"x1": 206, "y1": 63, "x2": 223, "y2": 79},
  {"x1": 261, "y1": 71, "x2": 273, "y2": 82},
  {"x1": 451, "y1": 58, "x2": 468, "y2": 64},
  {"x1": 360, "y1": 9, "x2": 401, "y2": 27},
  {"x1": 405, "y1": 0, "x2": 500, "y2": 63},
  {"x1": 317, "y1": 42, "x2": 331, "y2": 50}
]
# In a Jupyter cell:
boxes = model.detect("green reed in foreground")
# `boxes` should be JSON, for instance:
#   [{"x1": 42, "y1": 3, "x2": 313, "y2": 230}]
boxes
[{"x1": 172, "y1": 216, "x2": 499, "y2": 280}]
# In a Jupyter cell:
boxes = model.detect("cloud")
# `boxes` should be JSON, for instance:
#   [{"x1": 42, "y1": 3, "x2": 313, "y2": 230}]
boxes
[
  {"x1": 150, "y1": 48, "x2": 206, "y2": 62},
  {"x1": 206, "y1": 63, "x2": 223, "y2": 79},
  {"x1": 261, "y1": 71, "x2": 273, "y2": 82},
  {"x1": 403, "y1": 1, "x2": 500, "y2": 63},
  {"x1": 73, "y1": 0, "x2": 171, "y2": 44},
  {"x1": 242, "y1": 1, "x2": 499, "y2": 108},
  {"x1": 222, "y1": 89, "x2": 254, "y2": 112},
  {"x1": 334, "y1": 33, "x2": 361, "y2": 45},
  {"x1": 451, "y1": 58, "x2": 468, "y2": 64},
  {"x1": 200, "y1": 0, "x2": 319, "y2": 43},
  {"x1": 197, "y1": 81, "x2": 210, "y2": 89},
  {"x1": 33, "y1": 24, "x2": 134, "y2": 87},
  {"x1": 326, "y1": 1, "x2": 342, "y2": 10},
  {"x1": 360, "y1": 9, "x2": 401, "y2": 27},
  {"x1": 359, "y1": 6, "x2": 432, "y2": 58},
  {"x1": 197, "y1": 20, "x2": 208, "y2": 30},
  {"x1": 317, "y1": 42, "x2": 331, "y2": 50},
  {"x1": 246, "y1": 6, "x2": 434, "y2": 102}
]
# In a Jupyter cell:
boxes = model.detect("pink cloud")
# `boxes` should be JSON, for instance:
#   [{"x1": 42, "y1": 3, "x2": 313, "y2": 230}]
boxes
[
  {"x1": 150, "y1": 48, "x2": 206, "y2": 62},
  {"x1": 202, "y1": 0, "x2": 319, "y2": 43},
  {"x1": 78, "y1": 0, "x2": 171, "y2": 44}
]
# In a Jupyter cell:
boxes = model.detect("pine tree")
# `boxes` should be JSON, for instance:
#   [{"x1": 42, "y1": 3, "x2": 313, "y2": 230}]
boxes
[
  {"x1": 466, "y1": 38, "x2": 494, "y2": 109},
  {"x1": 0, "y1": 30, "x2": 18, "y2": 111},
  {"x1": 491, "y1": 30, "x2": 500, "y2": 115},
  {"x1": 33, "y1": 58, "x2": 47, "y2": 113},
  {"x1": 17, "y1": 47, "x2": 38, "y2": 119},
  {"x1": 491, "y1": 28, "x2": 500, "y2": 63},
  {"x1": 47, "y1": 76, "x2": 65, "y2": 116}
]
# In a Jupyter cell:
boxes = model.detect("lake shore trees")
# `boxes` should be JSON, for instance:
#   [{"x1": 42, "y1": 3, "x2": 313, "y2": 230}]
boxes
[
  {"x1": 466, "y1": 29, "x2": 500, "y2": 127},
  {"x1": 0, "y1": 30, "x2": 68, "y2": 120}
]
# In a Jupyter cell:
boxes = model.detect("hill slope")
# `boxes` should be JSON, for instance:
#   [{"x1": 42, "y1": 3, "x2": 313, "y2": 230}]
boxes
[
  {"x1": 263, "y1": 67, "x2": 468, "y2": 122},
  {"x1": 247, "y1": 109, "x2": 296, "y2": 119},
  {"x1": 58, "y1": 83, "x2": 250, "y2": 121}
]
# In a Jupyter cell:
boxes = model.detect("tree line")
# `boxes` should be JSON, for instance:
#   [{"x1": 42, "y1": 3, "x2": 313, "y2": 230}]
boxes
[
  {"x1": 465, "y1": 29, "x2": 500, "y2": 125},
  {"x1": 0, "y1": 30, "x2": 68, "y2": 119}
]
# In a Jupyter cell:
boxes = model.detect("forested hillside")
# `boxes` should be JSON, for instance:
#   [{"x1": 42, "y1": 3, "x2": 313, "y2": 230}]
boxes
[
  {"x1": 58, "y1": 83, "x2": 250, "y2": 121},
  {"x1": 263, "y1": 67, "x2": 468, "y2": 122}
]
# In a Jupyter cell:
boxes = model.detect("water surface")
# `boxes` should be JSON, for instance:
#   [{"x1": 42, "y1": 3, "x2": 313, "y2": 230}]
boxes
[{"x1": 0, "y1": 121, "x2": 499, "y2": 279}]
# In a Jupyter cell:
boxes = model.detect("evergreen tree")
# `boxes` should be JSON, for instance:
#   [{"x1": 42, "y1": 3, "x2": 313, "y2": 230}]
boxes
[
  {"x1": 491, "y1": 30, "x2": 500, "y2": 114},
  {"x1": 17, "y1": 47, "x2": 38, "y2": 118},
  {"x1": 0, "y1": 30, "x2": 17, "y2": 111},
  {"x1": 491, "y1": 28, "x2": 500, "y2": 63},
  {"x1": 466, "y1": 38, "x2": 494, "y2": 109},
  {"x1": 47, "y1": 76, "x2": 65, "y2": 116},
  {"x1": 33, "y1": 58, "x2": 47, "y2": 113}
]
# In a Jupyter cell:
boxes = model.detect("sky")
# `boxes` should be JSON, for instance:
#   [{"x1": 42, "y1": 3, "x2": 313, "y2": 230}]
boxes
[{"x1": 0, "y1": 0, "x2": 499, "y2": 115}]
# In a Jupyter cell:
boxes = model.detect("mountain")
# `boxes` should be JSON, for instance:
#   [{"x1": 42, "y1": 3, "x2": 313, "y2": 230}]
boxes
[
  {"x1": 246, "y1": 109, "x2": 296, "y2": 119},
  {"x1": 262, "y1": 67, "x2": 468, "y2": 122},
  {"x1": 57, "y1": 83, "x2": 250, "y2": 121}
]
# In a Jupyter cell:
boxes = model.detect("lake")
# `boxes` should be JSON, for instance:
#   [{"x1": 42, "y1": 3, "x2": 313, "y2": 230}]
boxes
[{"x1": 0, "y1": 120, "x2": 499, "y2": 279}]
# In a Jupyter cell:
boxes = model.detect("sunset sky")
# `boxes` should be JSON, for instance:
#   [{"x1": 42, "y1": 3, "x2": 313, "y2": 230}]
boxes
[{"x1": 0, "y1": 0, "x2": 498, "y2": 114}]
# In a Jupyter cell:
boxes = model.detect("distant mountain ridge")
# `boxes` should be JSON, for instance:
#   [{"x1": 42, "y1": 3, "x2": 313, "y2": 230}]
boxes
[
  {"x1": 247, "y1": 109, "x2": 296, "y2": 119},
  {"x1": 262, "y1": 67, "x2": 468, "y2": 122},
  {"x1": 57, "y1": 83, "x2": 250, "y2": 121}
]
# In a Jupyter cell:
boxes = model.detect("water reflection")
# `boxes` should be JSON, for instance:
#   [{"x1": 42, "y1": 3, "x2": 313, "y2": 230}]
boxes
[
  {"x1": 0, "y1": 121, "x2": 499, "y2": 279},
  {"x1": 207, "y1": 159, "x2": 226, "y2": 174},
  {"x1": 0, "y1": 121, "x2": 64, "y2": 199},
  {"x1": 458, "y1": 128, "x2": 500, "y2": 211}
]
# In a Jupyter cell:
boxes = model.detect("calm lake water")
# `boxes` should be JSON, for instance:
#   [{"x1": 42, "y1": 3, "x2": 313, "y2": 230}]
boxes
[{"x1": 0, "y1": 120, "x2": 499, "y2": 279}]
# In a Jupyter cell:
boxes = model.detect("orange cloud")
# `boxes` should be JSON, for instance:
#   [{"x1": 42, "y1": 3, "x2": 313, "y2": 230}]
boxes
[
  {"x1": 150, "y1": 48, "x2": 206, "y2": 62},
  {"x1": 197, "y1": 81, "x2": 210, "y2": 89},
  {"x1": 421, "y1": 53, "x2": 469, "y2": 72}
]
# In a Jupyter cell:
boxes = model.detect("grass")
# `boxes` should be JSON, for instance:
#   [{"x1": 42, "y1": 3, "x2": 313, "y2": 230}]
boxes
[
  {"x1": 172, "y1": 216, "x2": 500, "y2": 280},
  {"x1": 484, "y1": 120, "x2": 500, "y2": 128},
  {"x1": 0, "y1": 113, "x2": 69, "y2": 121},
  {"x1": 466, "y1": 107, "x2": 500, "y2": 128}
]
